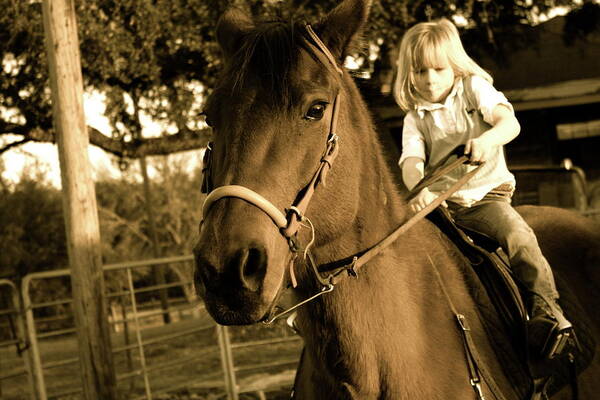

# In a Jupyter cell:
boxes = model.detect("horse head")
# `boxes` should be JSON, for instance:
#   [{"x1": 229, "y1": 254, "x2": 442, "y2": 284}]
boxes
[{"x1": 194, "y1": 0, "x2": 375, "y2": 325}]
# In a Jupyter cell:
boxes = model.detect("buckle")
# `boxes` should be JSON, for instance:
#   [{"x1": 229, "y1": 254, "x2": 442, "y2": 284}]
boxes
[
  {"x1": 470, "y1": 379, "x2": 485, "y2": 400},
  {"x1": 456, "y1": 314, "x2": 470, "y2": 331},
  {"x1": 346, "y1": 256, "x2": 359, "y2": 277}
]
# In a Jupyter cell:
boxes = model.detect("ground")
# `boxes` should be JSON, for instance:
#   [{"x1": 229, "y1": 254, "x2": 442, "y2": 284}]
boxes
[{"x1": 0, "y1": 310, "x2": 302, "y2": 399}]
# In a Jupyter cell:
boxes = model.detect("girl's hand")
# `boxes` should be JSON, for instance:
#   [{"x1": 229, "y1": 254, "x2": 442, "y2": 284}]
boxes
[
  {"x1": 465, "y1": 136, "x2": 494, "y2": 163},
  {"x1": 409, "y1": 188, "x2": 446, "y2": 213}
]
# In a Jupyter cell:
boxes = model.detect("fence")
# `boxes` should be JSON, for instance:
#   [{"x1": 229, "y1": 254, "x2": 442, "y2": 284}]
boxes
[
  {"x1": 3, "y1": 206, "x2": 598, "y2": 399},
  {"x1": 0, "y1": 256, "x2": 302, "y2": 400},
  {"x1": 511, "y1": 166, "x2": 589, "y2": 211},
  {"x1": 0, "y1": 279, "x2": 34, "y2": 399}
]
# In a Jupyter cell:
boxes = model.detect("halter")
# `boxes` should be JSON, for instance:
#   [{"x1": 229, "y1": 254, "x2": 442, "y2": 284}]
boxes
[
  {"x1": 200, "y1": 25, "x2": 483, "y2": 323},
  {"x1": 201, "y1": 24, "x2": 344, "y2": 287}
]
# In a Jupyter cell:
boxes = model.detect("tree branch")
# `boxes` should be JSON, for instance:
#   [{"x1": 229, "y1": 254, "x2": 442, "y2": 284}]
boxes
[
  {"x1": 0, "y1": 120, "x2": 212, "y2": 158},
  {"x1": 98, "y1": 207, "x2": 150, "y2": 245},
  {"x1": 87, "y1": 126, "x2": 212, "y2": 158},
  {"x1": 0, "y1": 138, "x2": 32, "y2": 155}
]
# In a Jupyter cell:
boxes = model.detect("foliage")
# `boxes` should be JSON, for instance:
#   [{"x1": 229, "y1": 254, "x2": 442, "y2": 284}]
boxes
[
  {"x1": 0, "y1": 0, "x2": 216, "y2": 158},
  {"x1": 0, "y1": 154, "x2": 204, "y2": 287},
  {"x1": 97, "y1": 154, "x2": 204, "y2": 264},
  {"x1": 0, "y1": 0, "x2": 597, "y2": 159},
  {"x1": 96, "y1": 153, "x2": 205, "y2": 299},
  {"x1": 77, "y1": 1, "x2": 218, "y2": 145},
  {"x1": 0, "y1": 176, "x2": 67, "y2": 280},
  {"x1": 563, "y1": 1, "x2": 600, "y2": 45}
]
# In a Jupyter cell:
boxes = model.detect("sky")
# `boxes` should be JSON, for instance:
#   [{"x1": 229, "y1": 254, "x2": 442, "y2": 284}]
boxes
[
  {"x1": 1, "y1": 91, "x2": 203, "y2": 188},
  {"x1": 2, "y1": 92, "x2": 119, "y2": 187}
]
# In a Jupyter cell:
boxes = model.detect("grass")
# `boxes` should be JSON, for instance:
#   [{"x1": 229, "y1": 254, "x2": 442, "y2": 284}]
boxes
[{"x1": 0, "y1": 308, "x2": 303, "y2": 400}]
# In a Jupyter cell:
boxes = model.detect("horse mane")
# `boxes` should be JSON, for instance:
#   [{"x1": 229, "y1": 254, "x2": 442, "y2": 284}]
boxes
[
  {"x1": 220, "y1": 15, "x2": 354, "y2": 109},
  {"x1": 223, "y1": 18, "x2": 305, "y2": 106}
]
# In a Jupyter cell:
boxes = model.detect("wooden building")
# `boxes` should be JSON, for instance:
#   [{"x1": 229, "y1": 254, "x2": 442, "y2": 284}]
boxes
[{"x1": 481, "y1": 15, "x2": 600, "y2": 175}]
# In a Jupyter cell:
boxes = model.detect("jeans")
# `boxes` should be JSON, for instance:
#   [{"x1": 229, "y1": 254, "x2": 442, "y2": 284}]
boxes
[{"x1": 447, "y1": 195, "x2": 559, "y2": 302}]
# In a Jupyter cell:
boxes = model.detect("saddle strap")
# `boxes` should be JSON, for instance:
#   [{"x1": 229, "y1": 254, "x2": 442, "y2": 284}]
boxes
[
  {"x1": 457, "y1": 314, "x2": 488, "y2": 400},
  {"x1": 569, "y1": 353, "x2": 579, "y2": 400},
  {"x1": 428, "y1": 255, "x2": 509, "y2": 400}
]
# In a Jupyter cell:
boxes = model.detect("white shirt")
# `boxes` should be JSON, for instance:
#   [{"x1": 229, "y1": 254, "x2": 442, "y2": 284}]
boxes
[{"x1": 399, "y1": 75, "x2": 516, "y2": 206}]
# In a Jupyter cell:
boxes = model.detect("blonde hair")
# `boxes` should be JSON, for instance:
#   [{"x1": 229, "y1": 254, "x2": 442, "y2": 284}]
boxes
[{"x1": 393, "y1": 19, "x2": 492, "y2": 111}]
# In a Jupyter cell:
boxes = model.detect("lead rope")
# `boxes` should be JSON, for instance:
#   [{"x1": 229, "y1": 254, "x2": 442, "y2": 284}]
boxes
[
  {"x1": 427, "y1": 255, "x2": 508, "y2": 400},
  {"x1": 285, "y1": 209, "x2": 316, "y2": 289}
]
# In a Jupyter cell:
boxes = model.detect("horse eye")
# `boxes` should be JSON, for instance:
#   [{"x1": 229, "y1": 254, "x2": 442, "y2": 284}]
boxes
[{"x1": 305, "y1": 102, "x2": 328, "y2": 121}]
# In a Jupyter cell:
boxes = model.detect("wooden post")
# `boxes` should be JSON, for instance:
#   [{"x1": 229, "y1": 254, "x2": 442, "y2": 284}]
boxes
[{"x1": 41, "y1": 1, "x2": 117, "y2": 399}]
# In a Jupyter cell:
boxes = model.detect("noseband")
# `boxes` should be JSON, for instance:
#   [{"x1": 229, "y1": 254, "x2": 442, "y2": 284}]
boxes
[{"x1": 202, "y1": 129, "x2": 340, "y2": 242}]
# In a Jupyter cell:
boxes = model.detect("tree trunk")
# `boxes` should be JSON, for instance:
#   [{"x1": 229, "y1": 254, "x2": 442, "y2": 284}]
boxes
[{"x1": 42, "y1": 1, "x2": 117, "y2": 398}]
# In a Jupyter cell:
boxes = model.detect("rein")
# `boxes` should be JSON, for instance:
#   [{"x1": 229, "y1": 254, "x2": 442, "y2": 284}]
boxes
[
  {"x1": 320, "y1": 149, "x2": 481, "y2": 286},
  {"x1": 259, "y1": 151, "x2": 482, "y2": 324}
]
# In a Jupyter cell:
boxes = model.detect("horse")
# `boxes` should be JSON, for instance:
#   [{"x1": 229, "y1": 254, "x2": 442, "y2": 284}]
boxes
[{"x1": 193, "y1": 0, "x2": 600, "y2": 398}]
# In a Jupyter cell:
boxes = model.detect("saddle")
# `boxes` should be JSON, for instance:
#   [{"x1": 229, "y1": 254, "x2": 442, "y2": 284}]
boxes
[{"x1": 427, "y1": 207, "x2": 596, "y2": 399}]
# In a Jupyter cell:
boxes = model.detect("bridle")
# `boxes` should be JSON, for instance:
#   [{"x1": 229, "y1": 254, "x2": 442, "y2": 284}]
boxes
[
  {"x1": 202, "y1": 25, "x2": 341, "y2": 244},
  {"x1": 200, "y1": 24, "x2": 482, "y2": 323},
  {"x1": 200, "y1": 24, "x2": 344, "y2": 304}
]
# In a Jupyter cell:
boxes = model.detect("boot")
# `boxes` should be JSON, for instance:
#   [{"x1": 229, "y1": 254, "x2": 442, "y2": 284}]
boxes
[{"x1": 527, "y1": 295, "x2": 573, "y2": 359}]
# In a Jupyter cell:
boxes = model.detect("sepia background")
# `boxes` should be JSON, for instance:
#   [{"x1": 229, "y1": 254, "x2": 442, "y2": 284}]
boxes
[{"x1": 1, "y1": 0, "x2": 599, "y2": 399}]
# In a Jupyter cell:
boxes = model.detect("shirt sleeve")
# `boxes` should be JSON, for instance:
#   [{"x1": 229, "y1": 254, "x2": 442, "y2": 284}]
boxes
[
  {"x1": 469, "y1": 75, "x2": 514, "y2": 125},
  {"x1": 398, "y1": 111, "x2": 426, "y2": 167}
]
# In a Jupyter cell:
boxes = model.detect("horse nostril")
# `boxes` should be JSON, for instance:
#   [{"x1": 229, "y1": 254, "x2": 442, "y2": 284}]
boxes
[
  {"x1": 194, "y1": 252, "x2": 217, "y2": 291},
  {"x1": 230, "y1": 246, "x2": 267, "y2": 291}
]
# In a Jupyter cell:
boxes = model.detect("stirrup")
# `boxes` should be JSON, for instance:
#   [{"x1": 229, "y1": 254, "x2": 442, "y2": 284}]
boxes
[
  {"x1": 530, "y1": 295, "x2": 574, "y2": 359},
  {"x1": 541, "y1": 314, "x2": 573, "y2": 359}
]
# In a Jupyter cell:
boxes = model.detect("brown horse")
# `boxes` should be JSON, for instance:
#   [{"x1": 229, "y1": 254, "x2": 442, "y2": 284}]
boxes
[{"x1": 193, "y1": 0, "x2": 600, "y2": 398}]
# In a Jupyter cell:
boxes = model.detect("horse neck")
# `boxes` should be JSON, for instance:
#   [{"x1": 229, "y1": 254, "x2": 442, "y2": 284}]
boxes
[
  {"x1": 316, "y1": 76, "x2": 408, "y2": 254},
  {"x1": 298, "y1": 226, "x2": 501, "y2": 397},
  {"x1": 295, "y1": 80, "x2": 495, "y2": 395}
]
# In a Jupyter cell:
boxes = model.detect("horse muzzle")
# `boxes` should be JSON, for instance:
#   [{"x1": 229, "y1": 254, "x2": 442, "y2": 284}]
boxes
[
  {"x1": 194, "y1": 247, "x2": 276, "y2": 325},
  {"x1": 194, "y1": 200, "x2": 291, "y2": 325}
]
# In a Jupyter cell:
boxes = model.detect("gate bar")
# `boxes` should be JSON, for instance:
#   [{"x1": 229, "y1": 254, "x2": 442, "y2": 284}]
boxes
[
  {"x1": 127, "y1": 267, "x2": 153, "y2": 399},
  {"x1": 0, "y1": 279, "x2": 36, "y2": 400},
  {"x1": 22, "y1": 275, "x2": 48, "y2": 400},
  {"x1": 217, "y1": 325, "x2": 239, "y2": 400}
]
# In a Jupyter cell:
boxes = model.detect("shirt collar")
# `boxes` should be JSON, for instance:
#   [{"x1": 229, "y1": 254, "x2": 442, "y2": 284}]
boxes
[{"x1": 415, "y1": 78, "x2": 464, "y2": 119}]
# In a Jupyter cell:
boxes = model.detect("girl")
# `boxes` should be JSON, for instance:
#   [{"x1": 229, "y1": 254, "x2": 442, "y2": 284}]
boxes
[{"x1": 393, "y1": 18, "x2": 572, "y2": 359}]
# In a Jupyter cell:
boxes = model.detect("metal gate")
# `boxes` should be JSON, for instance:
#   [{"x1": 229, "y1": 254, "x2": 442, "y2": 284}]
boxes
[
  {"x1": 0, "y1": 279, "x2": 34, "y2": 399},
  {"x1": 1, "y1": 256, "x2": 301, "y2": 400}
]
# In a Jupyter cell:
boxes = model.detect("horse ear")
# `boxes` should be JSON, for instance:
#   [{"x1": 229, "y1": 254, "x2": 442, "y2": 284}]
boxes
[
  {"x1": 315, "y1": 0, "x2": 372, "y2": 60},
  {"x1": 216, "y1": 7, "x2": 255, "y2": 59}
]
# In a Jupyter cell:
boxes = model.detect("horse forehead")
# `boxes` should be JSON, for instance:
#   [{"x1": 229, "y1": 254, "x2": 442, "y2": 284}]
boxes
[
  {"x1": 294, "y1": 47, "x2": 336, "y2": 88},
  {"x1": 207, "y1": 42, "x2": 336, "y2": 137},
  {"x1": 210, "y1": 89, "x2": 285, "y2": 143}
]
